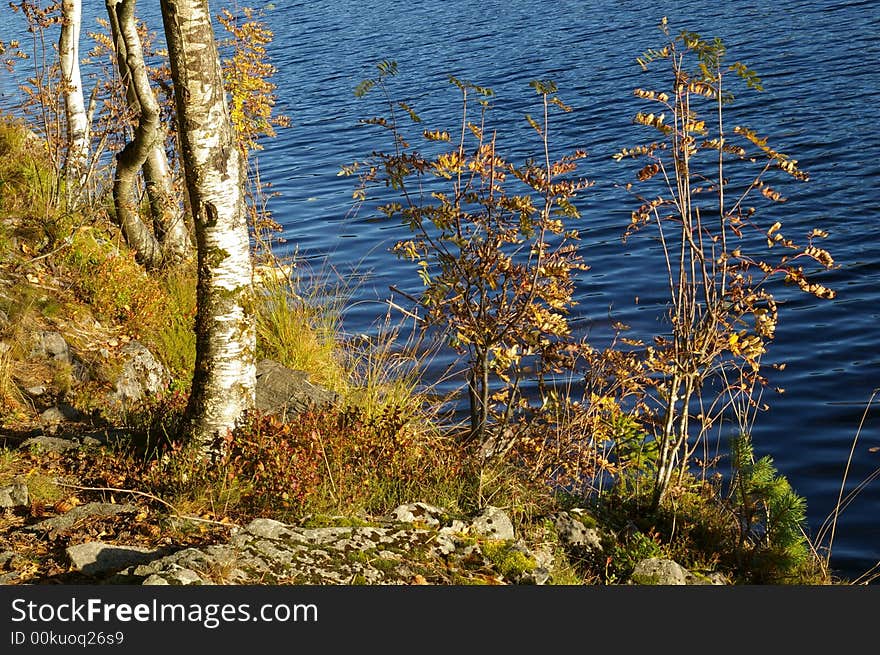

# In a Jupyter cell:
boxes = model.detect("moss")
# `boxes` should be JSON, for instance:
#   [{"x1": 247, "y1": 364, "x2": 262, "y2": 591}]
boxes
[
  {"x1": 23, "y1": 472, "x2": 63, "y2": 504},
  {"x1": 480, "y1": 539, "x2": 537, "y2": 579},
  {"x1": 371, "y1": 556, "x2": 400, "y2": 573},
  {"x1": 630, "y1": 570, "x2": 663, "y2": 585},
  {"x1": 548, "y1": 564, "x2": 585, "y2": 585},
  {"x1": 573, "y1": 511, "x2": 598, "y2": 529}
]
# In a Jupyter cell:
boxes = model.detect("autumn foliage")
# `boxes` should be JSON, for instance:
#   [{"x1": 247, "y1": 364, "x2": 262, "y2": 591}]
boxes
[{"x1": 347, "y1": 67, "x2": 593, "y2": 448}]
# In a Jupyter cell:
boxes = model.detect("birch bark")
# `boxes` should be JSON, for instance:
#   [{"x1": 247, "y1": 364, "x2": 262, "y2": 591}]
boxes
[
  {"x1": 59, "y1": 0, "x2": 89, "y2": 195},
  {"x1": 160, "y1": 0, "x2": 256, "y2": 456}
]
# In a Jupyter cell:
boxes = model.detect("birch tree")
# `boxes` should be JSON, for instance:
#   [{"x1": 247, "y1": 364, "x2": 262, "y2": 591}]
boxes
[
  {"x1": 159, "y1": 0, "x2": 256, "y2": 456},
  {"x1": 59, "y1": 0, "x2": 89, "y2": 197},
  {"x1": 107, "y1": 0, "x2": 191, "y2": 267}
]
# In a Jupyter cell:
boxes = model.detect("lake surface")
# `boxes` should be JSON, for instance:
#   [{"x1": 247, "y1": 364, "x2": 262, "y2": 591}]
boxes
[{"x1": 2, "y1": 0, "x2": 879, "y2": 582}]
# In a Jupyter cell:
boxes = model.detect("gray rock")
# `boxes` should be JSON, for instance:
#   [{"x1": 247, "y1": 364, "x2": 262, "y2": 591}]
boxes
[
  {"x1": 522, "y1": 566, "x2": 551, "y2": 585},
  {"x1": 245, "y1": 518, "x2": 296, "y2": 540},
  {"x1": 432, "y1": 533, "x2": 458, "y2": 556},
  {"x1": 143, "y1": 567, "x2": 209, "y2": 586},
  {"x1": 530, "y1": 542, "x2": 556, "y2": 572},
  {"x1": 630, "y1": 557, "x2": 689, "y2": 585},
  {"x1": 440, "y1": 519, "x2": 468, "y2": 534},
  {"x1": 67, "y1": 542, "x2": 164, "y2": 576},
  {"x1": 629, "y1": 557, "x2": 728, "y2": 586},
  {"x1": 25, "y1": 502, "x2": 138, "y2": 537},
  {"x1": 32, "y1": 331, "x2": 70, "y2": 364},
  {"x1": 40, "y1": 403, "x2": 85, "y2": 425},
  {"x1": 255, "y1": 359, "x2": 338, "y2": 420},
  {"x1": 702, "y1": 572, "x2": 730, "y2": 585},
  {"x1": 432, "y1": 519, "x2": 470, "y2": 557},
  {"x1": 469, "y1": 506, "x2": 515, "y2": 541},
  {"x1": 107, "y1": 341, "x2": 169, "y2": 406},
  {"x1": 0, "y1": 481, "x2": 28, "y2": 508},
  {"x1": 135, "y1": 520, "x2": 444, "y2": 586},
  {"x1": 19, "y1": 435, "x2": 82, "y2": 452},
  {"x1": 506, "y1": 540, "x2": 550, "y2": 585},
  {"x1": 37, "y1": 510, "x2": 579, "y2": 586},
  {"x1": 553, "y1": 511, "x2": 604, "y2": 554},
  {"x1": 386, "y1": 502, "x2": 446, "y2": 526}
]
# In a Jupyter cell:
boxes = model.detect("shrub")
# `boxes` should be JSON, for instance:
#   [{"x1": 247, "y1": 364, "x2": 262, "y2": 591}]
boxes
[
  {"x1": 217, "y1": 405, "x2": 468, "y2": 520},
  {"x1": 221, "y1": 411, "x2": 323, "y2": 515},
  {"x1": 615, "y1": 19, "x2": 837, "y2": 508},
  {"x1": 348, "y1": 64, "x2": 592, "y2": 447}
]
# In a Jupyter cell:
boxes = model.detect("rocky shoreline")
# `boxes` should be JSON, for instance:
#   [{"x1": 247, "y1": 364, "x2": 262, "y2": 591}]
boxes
[
  {"x1": 0, "y1": 330, "x2": 731, "y2": 586},
  {"x1": 2, "y1": 465, "x2": 727, "y2": 586}
]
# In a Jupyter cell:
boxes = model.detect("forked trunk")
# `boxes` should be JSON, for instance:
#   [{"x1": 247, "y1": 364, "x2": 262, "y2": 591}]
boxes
[{"x1": 107, "y1": 0, "x2": 192, "y2": 267}]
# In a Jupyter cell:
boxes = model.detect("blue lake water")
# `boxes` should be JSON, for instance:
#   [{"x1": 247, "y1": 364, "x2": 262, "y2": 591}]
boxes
[{"x1": 2, "y1": 0, "x2": 879, "y2": 582}]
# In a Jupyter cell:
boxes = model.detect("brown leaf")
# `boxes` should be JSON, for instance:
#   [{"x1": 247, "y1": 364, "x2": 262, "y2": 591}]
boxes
[{"x1": 52, "y1": 498, "x2": 75, "y2": 513}]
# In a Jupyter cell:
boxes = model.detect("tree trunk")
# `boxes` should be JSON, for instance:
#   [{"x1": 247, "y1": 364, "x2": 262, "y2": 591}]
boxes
[
  {"x1": 105, "y1": 0, "x2": 192, "y2": 262},
  {"x1": 109, "y1": 0, "x2": 165, "y2": 268},
  {"x1": 59, "y1": 0, "x2": 89, "y2": 197},
  {"x1": 160, "y1": 0, "x2": 256, "y2": 457}
]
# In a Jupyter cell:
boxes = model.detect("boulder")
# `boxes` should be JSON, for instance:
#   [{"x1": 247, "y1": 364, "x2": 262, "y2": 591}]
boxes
[
  {"x1": 107, "y1": 341, "x2": 169, "y2": 407},
  {"x1": 0, "y1": 481, "x2": 28, "y2": 508},
  {"x1": 630, "y1": 557, "x2": 689, "y2": 585},
  {"x1": 255, "y1": 359, "x2": 337, "y2": 420},
  {"x1": 67, "y1": 542, "x2": 165, "y2": 576},
  {"x1": 39, "y1": 403, "x2": 86, "y2": 432},
  {"x1": 630, "y1": 557, "x2": 728, "y2": 585},
  {"x1": 31, "y1": 330, "x2": 70, "y2": 364},
  {"x1": 469, "y1": 506, "x2": 515, "y2": 541},
  {"x1": 386, "y1": 502, "x2": 447, "y2": 527},
  {"x1": 552, "y1": 511, "x2": 604, "y2": 555},
  {"x1": 19, "y1": 435, "x2": 82, "y2": 453}
]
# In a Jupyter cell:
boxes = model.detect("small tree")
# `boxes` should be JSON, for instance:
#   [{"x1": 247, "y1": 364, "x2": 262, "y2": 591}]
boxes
[
  {"x1": 616, "y1": 18, "x2": 836, "y2": 509},
  {"x1": 348, "y1": 64, "x2": 592, "y2": 450},
  {"x1": 728, "y1": 431, "x2": 811, "y2": 582},
  {"x1": 10, "y1": 1, "x2": 66, "y2": 208}
]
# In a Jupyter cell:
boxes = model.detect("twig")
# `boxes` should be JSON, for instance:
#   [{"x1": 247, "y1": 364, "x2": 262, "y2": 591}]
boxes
[
  {"x1": 27, "y1": 234, "x2": 75, "y2": 264},
  {"x1": 54, "y1": 481, "x2": 241, "y2": 529},
  {"x1": 851, "y1": 559, "x2": 880, "y2": 586},
  {"x1": 820, "y1": 388, "x2": 878, "y2": 563},
  {"x1": 313, "y1": 431, "x2": 338, "y2": 504}
]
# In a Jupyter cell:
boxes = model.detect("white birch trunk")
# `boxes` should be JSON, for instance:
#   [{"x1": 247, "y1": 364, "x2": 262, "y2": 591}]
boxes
[
  {"x1": 59, "y1": 0, "x2": 89, "y2": 193},
  {"x1": 160, "y1": 0, "x2": 255, "y2": 456}
]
